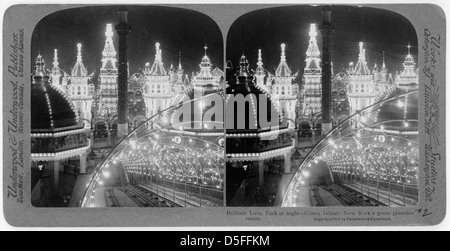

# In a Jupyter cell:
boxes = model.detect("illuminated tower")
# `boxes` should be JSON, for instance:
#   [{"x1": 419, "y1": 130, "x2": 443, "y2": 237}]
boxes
[
  {"x1": 67, "y1": 43, "x2": 94, "y2": 128},
  {"x1": 98, "y1": 24, "x2": 119, "y2": 118},
  {"x1": 143, "y1": 42, "x2": 172, "y2": 118},
  {"x1": 347, "y1": 42, "x2": 378, "y2": 116},
  {"x1": 303, "y1": 23, "x2": 322, "y2": 116},
  {"x1": 396, "y1": 45, "x2": 419, "y2": 89},
  {"x1": 50, "y1": 49, "x2": 64, "y2": 91},
  {"x1": 191, "y1": 45, "x2": 223, "y2": 94},
  {"x1": 272, "y1": 43, "x2": 297, "y2": 125},
  {"x1": 254, "y1": 49, "x2": 267, "y2": 90}
]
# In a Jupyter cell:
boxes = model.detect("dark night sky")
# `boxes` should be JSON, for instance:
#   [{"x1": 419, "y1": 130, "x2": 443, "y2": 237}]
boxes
[
  {"x1": 31, "y1": 6, "x2": 224, "y2": 77},
  {"x1": 227, "y1": 5, "x2": 418, "y2": 77}
]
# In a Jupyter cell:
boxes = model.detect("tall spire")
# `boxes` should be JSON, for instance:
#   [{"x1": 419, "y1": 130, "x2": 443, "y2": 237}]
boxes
[
  {"x1": 257, "y1": 49, "x2": 263, "y2": 67},
  {"x1": 255, "y1": 49, "x2": 265, "y2": 76},
  {"x1": 236, "y1": 54, "x2": 253, "y2": 84},
  {"x1": 382, "y1": 51, "x2": 386, "y2": 70},
  {"x1": 280, "y1": 43, "x2": 286, "y2": 62},
  {"x1": 51, "y1": 49, "x2": 60, "y2": 75},
  {"x1": 275, "y1": 43, "x2": 291, "y2": 77},
  {"x1": 305, "y1": 23, "x2": 321, "y2": 72},
  {"x1": 148, "y1": 42, "x2": 167, "y2": 76},
  {"x1": 198, "y1": 45, "x2": 213, "y2": 79},
  {"x1": 71, "y1": 43, "x2": 88, "y2": 77},
  {"x1": 354, "y1": 42, "x2": 370, "y2": 75},
  {"x1": 397, "y1": 44, "x2": 418, "y2": 87},
  {"x1": 77, "y1": 43, "x2": 82, "y2": 62},
  {"x1": 101, "y1": 24, "x2": 117, "y2": 73},
  {"x1": 155, "y1": 42, "x2": 162, "y2": 61},
  {"x1": 177, "y1": 52, "x2": 184, "y2": 76},
  {"x1": 358, "y1": 42, "x2": 365, "y2": 61},
  {"x1": 306, "y1": 24, "x2": 320, "y2": 58}
]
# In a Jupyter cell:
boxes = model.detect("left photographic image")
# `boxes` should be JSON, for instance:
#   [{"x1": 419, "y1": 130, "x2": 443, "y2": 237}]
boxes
[{"x1": 30, "y1": 6, "x2": 225, "y2": 208}]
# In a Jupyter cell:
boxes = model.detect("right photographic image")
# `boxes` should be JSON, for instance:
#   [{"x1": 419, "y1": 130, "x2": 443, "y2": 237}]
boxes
[{"x1": 225, "y1": 5, "x2": 419, "y2": 207}]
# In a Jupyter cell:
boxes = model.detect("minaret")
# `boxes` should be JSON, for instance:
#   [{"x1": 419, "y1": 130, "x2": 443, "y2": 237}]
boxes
[
  {"x1": 98, "y1": 24, "x2": 119, "y2": 120},
  {"x1": 319, "y1": 6, "x2": 335, "y2": 135},
  {"x1": 115, "y1": 8, "x2": 131, "y2": 138},
  {"x1": 303, "y1": 23, "x2": 322, "y2": 116},
  {"x1": 50, "y1": 49, "x2": 62, "y2": 88},
  {"x1": 255, "y1": 49, "x2": 266, "y2": 87}
]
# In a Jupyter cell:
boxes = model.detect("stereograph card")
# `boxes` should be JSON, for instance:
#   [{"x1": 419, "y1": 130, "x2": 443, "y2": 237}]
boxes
[{"x1": 2, "y1": 3, "x2": 446, "y2": 227}]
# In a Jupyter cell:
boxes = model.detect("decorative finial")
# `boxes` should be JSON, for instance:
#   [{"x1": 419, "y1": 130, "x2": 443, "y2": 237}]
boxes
[
  {"x1": 407, "y1": 44, "x2": 411, "y2": 56},
  {"x1": 105, "y1": 24, "x2": 114, "y2": 39},
  {"x1": 281, "y1": 43, "x2": 286, "y2": 61},
  {"x1": 257, "y1": 49, "x2": 263, "y2": 67},
  {"x1": 178, "y1": 52, "x2": 182, "y2": 69},
  {"x1": 309, "y1": 24, "x2": 317, "y2": 39},
  {"x1": 33, "y1": 54, "x2": 48, "y2": 80},
  {"x1": 77, "y1": 43, "x2": 82, "y2": 62},
  {"x1": 204, "y1": 44, "x2": 208, "y2": 56},
  {"x1": 53, "y1": 49, "x2": 59, "y2": 67},
  {"x1": 382, "y1": 51, "x2": 386, "y2": 69},
  {"x1": 358, "y1": 42, "x2": 366, "y2": 61},
  {"x1": 155, "y1": 42, "x2": 162, "y2": 62}
]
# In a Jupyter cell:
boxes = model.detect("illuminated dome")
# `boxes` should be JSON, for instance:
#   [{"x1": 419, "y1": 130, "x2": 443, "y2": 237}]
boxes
[
  {"x1": 282, "y1": 90, "x2": 419, "y2": 207},
  {"x1": 226, "y1": 55, "x2": 285, "y2": 131},
  {"x1": 225, "y1": 55, "x2": 294, "y2": 161},
  {"x1": 82, "y1": 91, "x2": 224, "y2": 208},
  {"x1": 31, "y1": 55, "x2": 78, "y2": 130}
]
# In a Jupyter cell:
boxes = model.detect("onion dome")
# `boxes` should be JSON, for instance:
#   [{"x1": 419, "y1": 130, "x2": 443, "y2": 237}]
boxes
[
  {"x1": 226, "y1": 55, "x2": 284, "y2": 131},
  {"x1": 31, "y1": 55, "x2": 78, "y2": 130}
]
